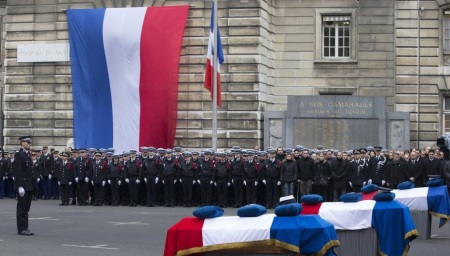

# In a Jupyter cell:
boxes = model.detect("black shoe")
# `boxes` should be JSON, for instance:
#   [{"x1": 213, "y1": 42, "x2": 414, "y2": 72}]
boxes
[
  {"x1": 59, "y1": 203, "x2": 65, "y2": 206},
  {"x1": 71, "y1": 201, "x2": 77, "y2": 205},
  {"x1": 18, "y1": 230, "x2": 34, "y2": 236}
]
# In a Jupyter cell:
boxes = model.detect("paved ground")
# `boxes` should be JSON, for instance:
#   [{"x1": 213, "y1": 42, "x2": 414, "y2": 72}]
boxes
[{"x1": 0, "y1": 198, "x2": 449, "y2": 256}]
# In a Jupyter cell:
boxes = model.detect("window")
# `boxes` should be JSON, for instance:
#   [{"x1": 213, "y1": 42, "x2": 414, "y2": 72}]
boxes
[
  {"x1": 323, "y1": 16, "x2": 350, "y2": 58},
  {"x1": 444, "y1": 96, "x2": 450, "y2": 133},
  {"x1": 444, "y1": 10, "x2": 450, "y2": 50},
  {"x1": 314, "y1": 9, "x2": 357, "y2": 62}
]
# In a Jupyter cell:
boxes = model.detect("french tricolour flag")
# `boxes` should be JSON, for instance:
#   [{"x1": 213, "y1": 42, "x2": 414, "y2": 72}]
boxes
[
  {"x1": 67, "y1": 6, "x2": 189, "y2": 153},
  {"x1": 204, "y1": 3, "x2": 224, "y2": 107}
]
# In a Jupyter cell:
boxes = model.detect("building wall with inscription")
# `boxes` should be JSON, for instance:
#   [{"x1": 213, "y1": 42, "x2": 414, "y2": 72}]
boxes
[{"x1": 0, "y1": 0, "x2": 444, "y2": 150}]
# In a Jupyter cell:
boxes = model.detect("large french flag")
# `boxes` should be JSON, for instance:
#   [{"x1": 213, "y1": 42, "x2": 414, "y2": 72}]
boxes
[
  {"x1": 67, "y1": 6, "x2": 189, "y2": 153},
  {"x1": 204, "y1": 3, "x2": 224, "y2": 107}
]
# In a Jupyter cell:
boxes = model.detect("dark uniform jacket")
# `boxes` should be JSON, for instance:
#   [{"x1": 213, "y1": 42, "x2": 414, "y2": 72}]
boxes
[
  {"x1": 0, "y1": 158, "x2": 5, "y2": 178},
  {"x1": 331, "y1": 159, "x2": 350, "y2": 190},
  {"x1": 215, "y1": 160, "x2": 231, "y2": 181},
  {"x1": 384, "y1": 160, "x2": 405, "y2": 188},
  {"x1": 199, "y1": 158, "x2": 215, "y2": 180},
  {"x1": 349, "y1": 159, "x2": 367, "y2": 186},
  {"x1": 243, "y1": 160, "x2": 259, "y2": 180},
  {"x1": 404, "y1": 159, "x2": 424, "y2": 187},
  {"x1": 161, "y1": 157, "x2": 178, "y2": 180},
  {"x1": 108, "y1": 162, "x2": 123, "y2": 179},
  {"x1": 13, "y1": 148, "x2": 34, "y2": 191},
  {"x1": 262, "y1": 158, "x2": 281, "y2": 180},
  {"x1": 59, "y1": 161, "x2": 74, "y2": 185},
  {"x1": 314, "y1": 161, "x2": 331, "y2": 185},
  {"x1": 297, "y1": 157, "x2": 315, "y2": 181},
  {"x1": 51, "y1": 157, "x2": 61, "y2": 179},
  {"x1": 75, "y1": 157, "x2": 91, "y2": 180},
  {"x1": 40, "y1": 153, "x2": 53, "y2": 176},
  {"x1": 231, "y1": 158, "x2": 245, "y2": 178},
  {"x1": 368, "y1": 156, "x2": 387, "y2": 184},
  {"x1": 125, "y1": 158, "x2": 142, "y2": 180},
  {"x1": 423, "y1": 158, "x2": 442, "y2": 183},
  {"x1": 280, "y1": 159, "x2": 297, "y2": 182},
  {"x1": 180, "y1": 160, "x2": 197, "y2": 179},
  {"x1": 31, "y1": 159, "x2": 42, "y2": 180},
  {"x1": 143, "y1": 156, "x2": 161, "y2": 179},
  {"x1": 91, "y1": 160, "x2": 107, "y2": 184}
]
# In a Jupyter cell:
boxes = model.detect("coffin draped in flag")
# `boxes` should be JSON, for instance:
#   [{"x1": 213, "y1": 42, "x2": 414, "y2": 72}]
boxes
[
  {"x1": 204, "y1": 3, "x2": 224, "y2": 107},
  {"x1": 67, "y1": 6, "x2": 189, "y2": 152},
  {"x1": 164, "y1": 214, "x2": 339, "y2": 256}
]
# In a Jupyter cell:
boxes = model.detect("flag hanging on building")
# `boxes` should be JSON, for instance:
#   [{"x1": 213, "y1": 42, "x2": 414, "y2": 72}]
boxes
[
  {"x1": 67, "y1": 6, "x2": 189, "y2": 152},
  {"x1": 204, "y1": 3, "x2": 224, "y2": 107}
]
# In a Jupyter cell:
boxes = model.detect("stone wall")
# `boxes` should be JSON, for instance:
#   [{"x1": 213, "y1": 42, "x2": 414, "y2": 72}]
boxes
[{"x1": 3, "y1": 0, "x2": 445, "y2": 151}]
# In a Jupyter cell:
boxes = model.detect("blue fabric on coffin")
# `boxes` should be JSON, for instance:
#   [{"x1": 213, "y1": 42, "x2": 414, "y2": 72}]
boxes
[
  {"x1": 427, "y1": 186, "x2": 450, "y2": 227},
  {"x1": 275, "y1": 203, "x2": 303, "y2": 216},
  {"x1": 374, "y1": 192, "x2": 395, "y2": 201},
  {"x1": 427, "y1": 178, "x2": 444, "y2": 187},
  {"x1": 193, "y1": 206, "x2": 224, "y2": 219},
  {"x1": 270, "y1": 215, "x2": 340, "y2": 255},
  {"x1": 301, "y1": 194, "x2": 323, "y2": 205},
  {"x1": 237, "y1": 204, "x2": 267, "y2": 217},
  {"x1": 339, "y1": 193, "x2": 362, "y2": 203},
  {"x1": 371, "y1": 201, "x2": 418, "y2": 256},
  {"x1": 397, "y1": 181, "x2": 415, "y2": 190},
  {"x1": 361, "y1": 184, "x2": 378, "y2": 193}
]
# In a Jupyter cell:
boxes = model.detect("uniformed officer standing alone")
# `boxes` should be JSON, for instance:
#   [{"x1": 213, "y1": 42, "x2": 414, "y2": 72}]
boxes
[{"x1": 13, "y1": 135, "x2": 35, "y2": 236}]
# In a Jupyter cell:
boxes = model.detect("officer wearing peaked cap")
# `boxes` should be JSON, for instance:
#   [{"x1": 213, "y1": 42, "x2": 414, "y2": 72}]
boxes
[{"x1": 14, "y1": 136, "x2": 35, "y2": 236}]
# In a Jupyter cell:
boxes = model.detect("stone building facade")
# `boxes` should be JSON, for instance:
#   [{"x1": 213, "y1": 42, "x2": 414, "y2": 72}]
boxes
[{"x1": 0, "y1": 0, "x2": 447, "y2": 151}]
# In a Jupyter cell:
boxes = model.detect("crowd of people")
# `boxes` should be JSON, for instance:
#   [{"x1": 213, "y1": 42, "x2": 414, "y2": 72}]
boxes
[{"x1": 1, "y1": 145, "x2": 450, "y2": 208}]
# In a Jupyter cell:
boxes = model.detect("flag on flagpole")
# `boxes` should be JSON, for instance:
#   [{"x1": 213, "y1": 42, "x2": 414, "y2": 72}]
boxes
[{"x1": 204, "y1": 3, "x2": 224, "y2": 107}]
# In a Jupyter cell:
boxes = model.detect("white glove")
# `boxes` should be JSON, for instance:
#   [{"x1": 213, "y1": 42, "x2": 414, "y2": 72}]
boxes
[
  {"x1": 193, "y1": 180, "x2": 196, "y2": 184},
  {"x1": 144, "y1": 178, "x2": 147, "y2": 183},
  {"x1": 349, "y1": 181, "x2": 353, "y2": 187},
  {"x1": 243, "y1": 180, "x2": 246, "y2": 186},
  {"x1": 37, "y1": 178, "x2": 40, "y2": 183},
  {"x1": 102, "y1": 181, "x2": 105, "y2": 186},
  {"x1": 18, "y1": 187, "x2": 25, "y2": 197},
  {"x1": 382, "y1": 180, "x2": 386, "y2": 186},
  {"x1": 179, "y1": 179, "x2": 182, "y2": 183},
  {"x1": 49, "y1": 174, "x2": 52, "y2": 179},
  {"x1": 210, "y1": 181, "x2": 213, "y2": 185},
  {"x1": 174, "y1": 180, "x2": 177, "y2": 184},
  {"x1": 136, "y1": 179, "x2": 140, "y2": 184},
  {"x1": 125, "y1": 178, "x2": 130, "y2": 183},
  {"x1": 118, "y1": 180, "x2": 121, "y2": 186},
  {"x1": 214, "y1": 182, "x2": 217, "y2": 186},
  {"x1": 75, "y1": 177, "x2": 79, "y2": 183},
  {"x1": 91, "y1": 181, "x2": 94, "y2": 185},
  {"x1": 2, "y1": 177, "x2": 4, "y2": 180},
  {"x1": 108, "y1": 180, "x2": 111, "y2": 184},
  {"x1": 85, "y1": 177, "x2": 89, "y2": 183},
  {"x1": 58, "y1": 181, "x2": 60, "y2": 186},
  {"x1": 368, "y1": 179, "x2": 372, "y2": 184},
  {"x1": 197, "y1": 180, "x2": 200, "y2": 184},
  {"x1": 255, "y1": 181, "x2": 258, "y2": 186},
  {"x1": 13, "y1": 177, "x2": 15, "y2": 181},
  {"x1": 363, "y1": 181, "x2": 367, "y2": 186},
  {"x1": 277, "y1": 181, "x2": 281, "y2": 186},
  {"x1": 162, "y1": 180, "x2": 165, "y2": 184},
  {"x1": 69, "y1": 182, "x2": 72, "y2": 186},
  {"x1": 227, "y1": 182, "x2": 231, "y2": 186},
  {"x1": 232, "y1": 179, "x2": 234, "y2": 184},
  {"x1": 155, "y1": 177, "x2": 159, "y2": 184},
  {"x1": 262, "y1": 180, "x2": 266, "y2": 185}
]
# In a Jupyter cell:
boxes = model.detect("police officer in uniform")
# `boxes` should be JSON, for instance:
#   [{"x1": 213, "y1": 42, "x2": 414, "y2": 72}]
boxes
[
  {"x1": 262, "y1": 149, "x2": 282, "y2": 209},
  {"x1": 215, "y1": 152, "x2": 232, "y2": 207},
  {"x1": 14, "y1": 135, "x2": 35, "y2": 236},
  {"x1": 39, "y1": 146, "x2": 52, "y2": 200},
  {"x1": 90, "y1": 152, "x2": 107, "y2": 206},
  {"x1": 75, "y1": 149, "x2": 91, "y2": 206},
  {"x1": 31, "y1": 151, "x2": 41, "y2": 200},
  {"x1": 180, "y1": 151, "x2": 197, "y2": 207},
  {"x1": 58, "y1": 152, "x2": 74, "y2": 206},
  {"x1": 125, "y1": 150, "x2": 142, "y2": 207},
  {"x1": 142, "y1": 147, "x2": 161, "y2": 207},
  {"x1": 198, "y1": 151, "x2": 216, "y2": 206},
  {"x1": 108, "y1": 155, "x2": 123, "y2": 206},
  {"x1": 161, "y1": 149, "x2": 178, "y2": 207},
  {"x1": 0, "y1": 151, "x2": 5, "y2": 199},
  {"x1": 243, "y1": 151, "x2": 259, "y2": 204}
]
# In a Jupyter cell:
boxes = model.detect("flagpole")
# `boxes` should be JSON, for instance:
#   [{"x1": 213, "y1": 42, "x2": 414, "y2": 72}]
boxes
[{"x1": 212, "y1": 0, "x2": 218, "y2": 151}]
